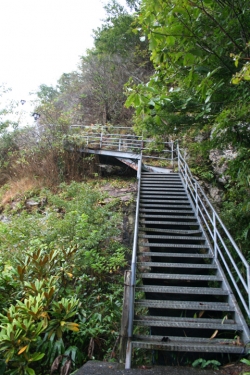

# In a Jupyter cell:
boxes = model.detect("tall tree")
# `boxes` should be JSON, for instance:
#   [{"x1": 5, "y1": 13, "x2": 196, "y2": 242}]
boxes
[{"x1": 125, "y1": 0, "x2": 250, "y2": 140}]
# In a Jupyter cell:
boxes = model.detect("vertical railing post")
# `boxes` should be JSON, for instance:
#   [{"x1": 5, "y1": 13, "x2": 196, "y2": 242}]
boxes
[
  {"x1": 213, "y1": 212, "x2": 217, "y2": 259},
  {"x1": 195, "y1": 181, "x2": 198, "y2": 216},
  {"x1": 171, "y1": 141, "x2": 174, "y2": 169},
  {"x1": 184, "y1": 162, "x2": 188, "y2": 189},
  {"x1": 119, "y1": 137, "x2": 121, "y2": 151},
  {"x1": 125, "y1": 153, "x2": 142, "y2": 369},
  {"x1": 119, "y1": 270, "x2": 131, "y2": 364},
  {"x1": 247, "y1": 265, "x2": 250, "y2": 314},
  {"x1": 100, "y1": 132, "x2": 103, "y2": 149},
  {"x1": 177, "y1": 143, "x2": 180, "y2": 173}
]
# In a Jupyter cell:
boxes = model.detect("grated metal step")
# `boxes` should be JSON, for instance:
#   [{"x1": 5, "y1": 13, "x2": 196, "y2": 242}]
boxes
[
  {"x1": 140, "y1": 220, "x2": 200, "y2": 226},
  {"x1": 140, "y1": 209, "x2": 194, "y2": 214},
  {"x1": 139, "y1": 227, "x2": 202, "y2": 234},
  {"x1": 135, "y1": 299, "x2": 233, "y2": 311},
  {"x1": 137, "y1": 262, "x2": 216, "y2": 270},
  {"x1": 138, "y1": 252, "x2": 212, "y2": 259},
  {"x1": 141, "y1": 184, "x2": 185, "y2": 194},
  {"x1": 130, "y1": 339, "x2": 244, "y2": 354},
  {"x1": 141, "y1": 199, "x2": 190, "y2": 204},
  {"x1": 140, "y1": 214, "x2": 197, "y2": 220},
  {"x1": 134, "y1": 316, "x2": 240, "y2": 330},
  {"x1": 141, "y1": 192, "x2": 188, "y2": 201},
  {"x1": 140, "y1": 204, "x2": 192, "y2": 208},
  {"x1": 140, "y1": 243, "x2": 209, "y2": 248},
  {"x1": 136, "y1": 285, "x2": 227, "y2": 295},
  {"x1": 140, "y1": 273, "x2": 222, "y2": 281},
  {"x1": 139, "y1": 234, "x2": 205, "y2": 241}
]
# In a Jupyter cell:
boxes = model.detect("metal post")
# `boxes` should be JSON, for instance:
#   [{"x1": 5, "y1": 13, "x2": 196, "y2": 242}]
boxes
[
  {"x1": 184, "y1": 162, "x2": 188, "y2": 189},
  {"x1": 213, "y1": 211, "x2": 217, "y2": 259},
  {"x1": 177, "y1": 143, "x2": 180, "y2": 172},
  {"x1": 125, "y1": 153, "x2": 142, "y2": 369},
  {"x1": 119, "y1": 138, "x2": 121, "y2": 151},
  {"x1": 100, "y1": 132, "x2": 103, "y2": 149},
  {"x1": 171, "y1": 141, "x2": 174, "y2": 168},
  {"x1": 195, "y1": 181, "x2": 198, "y2": 216},
  {"x1": 247, "y1": 265, "x2": 250, "y2": 315}
]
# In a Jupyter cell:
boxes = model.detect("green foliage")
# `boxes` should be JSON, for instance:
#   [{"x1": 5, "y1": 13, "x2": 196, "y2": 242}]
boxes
[
  {"x1": 192, "y1": 358, "x2": 221, "y2": 370},
  {"x1": 0, "y1": 181, "x2": 129, "y2": 374},
  {"x1": 240, "y1": 358, "x2": 250, "y2": 375}
]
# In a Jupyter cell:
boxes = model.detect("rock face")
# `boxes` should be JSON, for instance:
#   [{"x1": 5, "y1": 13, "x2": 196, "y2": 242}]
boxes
[
  {"x1": 101, "y1": 182, "x2": 137, "y2": 249},
  {"x1": 209, "y1": 147, "x2": 237, "y2": 185}
]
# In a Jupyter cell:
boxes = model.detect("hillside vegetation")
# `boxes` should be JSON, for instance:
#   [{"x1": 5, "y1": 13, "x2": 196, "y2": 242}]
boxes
[{"x1": 0, "y1": 0, "x2": 250, "y2": 374}]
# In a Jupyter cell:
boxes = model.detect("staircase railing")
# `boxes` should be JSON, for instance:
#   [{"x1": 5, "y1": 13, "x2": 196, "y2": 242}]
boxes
[
  {"x1": 68, "y1": 127, "x2": 250, "y2": 317},
  {"x1": 125, "y1": 154, "x2": 142, "y2": 369},
  {"x1": 177, "y1": 144, "x2": 250, "y2": 318}
]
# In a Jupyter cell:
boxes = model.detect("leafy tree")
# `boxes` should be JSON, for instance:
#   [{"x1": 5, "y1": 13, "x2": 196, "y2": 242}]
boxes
[{"x1": 125, "y1": 0, "x2": 250, "y2": 137}]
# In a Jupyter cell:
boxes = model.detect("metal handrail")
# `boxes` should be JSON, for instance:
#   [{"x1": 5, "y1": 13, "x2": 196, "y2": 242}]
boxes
[
  {"x1": 125, "y1": 154, "x2": 142, "y2": 369},
  {"x1": 177, "y1": 145, "x2": 250, "y2": 317}
]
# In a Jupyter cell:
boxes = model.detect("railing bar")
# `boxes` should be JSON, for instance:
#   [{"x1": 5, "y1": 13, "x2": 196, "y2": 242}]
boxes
[
  {"x1": 216, "y1": 232, "x2": 249, "y2": 289},
  {"x1": 196, "y1": 197, "x2": 213, "y2": 226},
  {"x1": 198, "y1": 208, "x2": 214, "y2": 239},
  {"x1": 217, "y1": 250, "x2": 249, "y2": 316},
  {"x1": 195, "y1": 182, "x2": 245, "y2": 258}
]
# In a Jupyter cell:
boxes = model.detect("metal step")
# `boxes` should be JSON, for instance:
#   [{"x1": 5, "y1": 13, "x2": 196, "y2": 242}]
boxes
[
  {"x1": 130, "y1": 339, "x2": 244, "y2": 354},
  {"x1": 140, "y1": 204, "x2": 192, "y2": 209},
  {"x1": 140, "y1": 215, "x2": 197, "y2": 220},
  {"x1": 140, "y1": 220, "x2": 200, "y2": 226},
  {"x1": 141, "y1": 199, "x2": 190, "y2": 204},
  {"x1": 141, "y1": 197, "x2": 188, "y2": 201},
  {"x1": 135, "y1": 299, "x2": 233, "y2": 311},
  {"x1": 134, "y1": 316, "x2": 240, "y2": 330},
  {"x1": 138, "y1": 252, "x2": 212, "y2": 259},
  {"x1": 140, "y1": 243, "x2": 209, "y2": 248},
  {"x1": 136, "y1": 285, "x2": 227, "y2": 295},
  {"x1": 139, "y1": 234, "x2": 204, "y2": 241},
  {"x1": 140, "y1": 273, "x2": 222, "y2": 281},
  {"x1": 139, "y1": 227, "x2": 202, "y2": 234},
  {"x1": 141, "y1": 185, "x2": 185, "y2": 189},
  {"x1": 137, "y1": 262, "x2": 216, "y2": 270},
  {"x1": 141, "y1": 187, "x2": 186, "y2": 192},
  {"x1": 133, "y1": 334, "x2": 241, "y2": 346},
  {"x1": 140, "y1": 209, "x2": 194, "y2": 214}
]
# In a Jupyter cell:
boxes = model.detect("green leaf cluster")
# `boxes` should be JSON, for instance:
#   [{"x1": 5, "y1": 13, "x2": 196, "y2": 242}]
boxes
[{"x1": 0, "y1": 181, "x2": 129, "y2": 374}]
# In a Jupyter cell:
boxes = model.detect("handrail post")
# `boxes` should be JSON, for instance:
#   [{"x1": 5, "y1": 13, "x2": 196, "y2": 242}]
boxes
[
  {"x1": 247, "y1": 265, "x2": 250, "y2": 314},
  {"x1": 125, "y1": 153, "x2": 142, "y2": 369},
  {"x1": 119, "y1": 137, "x2": 121, "y2": 151},
  {"x1": 100, "y1": 132, "x2": 103, "y2": 149},
  {"x1": 171, "y1": 141, "x2": 174, "y2": 169},
  {"x1": 177, "y1": 143, "x2": 180, "y2": 172},
  {"x1": 195, "y1": 181, "x2": 198, "y2": 216},
  {"x1": 213, "y1": 212, "x2": 217, "y2": 259},
  {"x1": 184, "y1": 162, "x2": 188, "y2": 189}
]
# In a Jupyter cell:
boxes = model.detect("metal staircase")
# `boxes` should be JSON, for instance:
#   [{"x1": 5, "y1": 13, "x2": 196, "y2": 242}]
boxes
[
  {"x1": 67, "y1": 126, "x2": 250, "y2": 368},
  {"x1": 125, "y1": 170, "x2": 250, "y2": 368}
]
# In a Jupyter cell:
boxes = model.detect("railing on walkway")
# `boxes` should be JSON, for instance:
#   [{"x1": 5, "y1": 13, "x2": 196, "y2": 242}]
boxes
[
  {"x1": 69, "y1": 126, "x2": 250, "y2": 318},
  {"x1": 69, "y1": 126, "x2": 177, "y2": 163}
]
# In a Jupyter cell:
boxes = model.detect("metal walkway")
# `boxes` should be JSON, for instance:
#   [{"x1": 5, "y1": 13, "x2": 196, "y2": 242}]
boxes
[
  {"x1": 125, "y1": 171, "x2": 250, "y2": 368},
  {"x1": 67, "y1": 127, "x2": 250, "y2": 368}
]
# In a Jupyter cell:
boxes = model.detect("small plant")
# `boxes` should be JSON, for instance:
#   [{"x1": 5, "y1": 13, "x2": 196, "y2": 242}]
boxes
[
  {"x1": 240, "y1": 358, "x2": 250, "y2": 375},
  {"x1": 192, "y1": 358, "x2": 221, "y2": 370}
]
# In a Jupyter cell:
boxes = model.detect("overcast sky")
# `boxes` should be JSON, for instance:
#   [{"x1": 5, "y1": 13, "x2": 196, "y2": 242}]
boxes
[{"x1": 0, "y1": 0, "x2": 127, "y2": 116}]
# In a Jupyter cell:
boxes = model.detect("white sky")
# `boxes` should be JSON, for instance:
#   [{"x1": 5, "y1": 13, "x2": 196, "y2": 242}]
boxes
[{"x1": 0, "y1": 0, "x2": 127, "y2": 124}]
